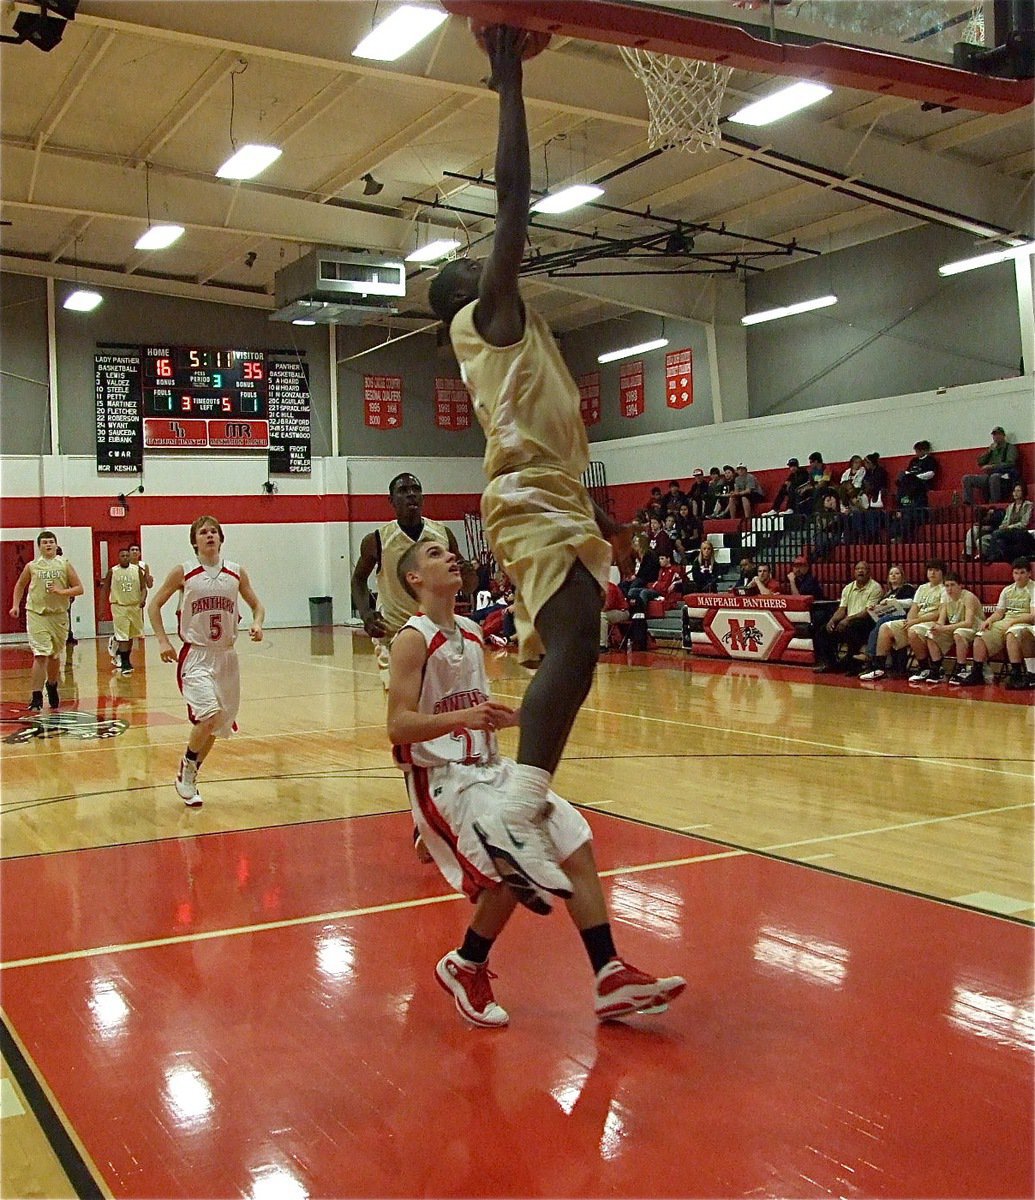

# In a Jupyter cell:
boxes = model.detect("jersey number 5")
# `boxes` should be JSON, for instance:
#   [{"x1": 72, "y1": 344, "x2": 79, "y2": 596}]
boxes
[{"x1": 209, "y1": 613, "x2": 223, "y2": 641}]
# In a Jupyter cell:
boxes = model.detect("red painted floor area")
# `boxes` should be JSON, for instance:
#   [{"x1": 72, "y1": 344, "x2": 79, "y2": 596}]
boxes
[{"x1": 2, "y1": 814, "x2": 1032, "y2": 1199}]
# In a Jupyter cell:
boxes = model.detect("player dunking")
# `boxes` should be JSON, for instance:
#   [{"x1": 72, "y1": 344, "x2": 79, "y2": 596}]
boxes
[
  {"x1": 388, "y1": 539, "x2": 685, "y2": 1027},
  {"x1": 9, "y1": 530, "x2": 84, "y2": 712},
  {"x1": 428, "y1": 27, "x2": 630, "y2": 901},
  {"x1": 148, "y1": 516, "x2": 265, "y2": 807}
]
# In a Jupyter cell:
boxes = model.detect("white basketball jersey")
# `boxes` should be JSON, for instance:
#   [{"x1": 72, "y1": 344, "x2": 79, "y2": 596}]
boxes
[
  {"x1": 395, "y1": 613, "x2": 498, "y2": 769},
  {"x1": 178, "y1": 559, "x2": 241, "y2": 649}
]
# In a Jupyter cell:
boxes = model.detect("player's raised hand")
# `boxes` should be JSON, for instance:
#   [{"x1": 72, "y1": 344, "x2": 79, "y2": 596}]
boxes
[{"x1": 483, "y1": 25, "x2": 524, "y2": 92}]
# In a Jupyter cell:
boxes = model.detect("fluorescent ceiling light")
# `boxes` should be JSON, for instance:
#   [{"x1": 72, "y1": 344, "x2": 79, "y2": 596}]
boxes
[
  {"x1": 405, "y1": 239, "x2": 461, "y2": 263},
  {"x1": 216, "y1": 144, "x2": 282, "y2": 180},
  {"x1": 531, "y1": 184, "x2": 604, "y2": 214},
  {"x1": 742, "y1": 294, "x2": 837, "y2": 326},
  {"x1": 63, "y1": 289, "x2": 103, "y2": 312},
  {"x1": 597, "y1": 337, "x2": 668, "y2": 364},
  {"x1": 292, "y1": 319, "x2": 317, "y2": 326},
  {"x1": 938, "y1": 241, "x2": 1035, "y2": 276},
  {"x1": 134, "y1": 224, "x2": 184, "y2": 250},
  {"x1": 352, "y1": 5, "x2": 448, "y2": 61},
  {"x1": 729, "y1": 81, "x2": 832, "y2": 126}
]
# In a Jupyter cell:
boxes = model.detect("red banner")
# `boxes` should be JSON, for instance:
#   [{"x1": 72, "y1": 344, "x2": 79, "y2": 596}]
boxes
[
  {"x1": 576, "y1": 372, "x2": 601, "y2": 427},
  {"x1": 665, "y1": 347, "x2": 694, "y2": 409},
  {"x1": 434, "y1": 377, "x2": 472, "y2": 431},
  {"x1": 619, "y1": 361, "x2": 645, "y2": 419},
  {"x1": 364, "y1": 374, "x2": 403, "y2": 430}
]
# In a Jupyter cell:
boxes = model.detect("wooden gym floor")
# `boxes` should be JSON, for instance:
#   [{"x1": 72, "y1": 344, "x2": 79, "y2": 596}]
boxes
[{"x1": 1, "y1": 630, "x2": 1032, "y2": 1199}]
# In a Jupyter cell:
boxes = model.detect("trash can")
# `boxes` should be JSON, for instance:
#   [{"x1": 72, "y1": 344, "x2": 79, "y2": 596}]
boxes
[{"x1": 308, "y1": 596, "x2": 333, "y2": 626}]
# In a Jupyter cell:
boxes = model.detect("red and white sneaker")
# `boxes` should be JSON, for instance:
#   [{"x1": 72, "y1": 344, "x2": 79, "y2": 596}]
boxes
[
  {"x1": 175, "y1": 757, "x2": 202, "y2": 808},
  {"x1": 594, "y1": 959, "x2": 686, "y2": 1020},
  {"x1": 435, "y1": 951, "x2": 509, "y2": 1028}
]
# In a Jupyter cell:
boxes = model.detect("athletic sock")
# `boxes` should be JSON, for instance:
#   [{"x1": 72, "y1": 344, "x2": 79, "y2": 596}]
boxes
[
  {"x1": 185, "y1": 748, "x2": 200, "y2": 764},
  {"x1": 459, "y1": 928, "x2": 495, "y2": 966},
  {"x1": 927, "y1": 662, "x2": 942, "y2": 679},
  {"x1": 580, "y1": 923, "x2": 618, "y2": 975},
  {"x1": 120, "y1": 651, "x2": 131, "y2": 669}
]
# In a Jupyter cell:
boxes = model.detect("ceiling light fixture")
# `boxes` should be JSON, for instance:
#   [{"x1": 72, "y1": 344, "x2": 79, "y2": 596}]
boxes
[
  {"x1": 597, "y1": 337, "x2": 669, "y2": 364},
  {"x1": 729, "y1": 81, "x2": 832, "y2": 126},
  {"x1": 406, "y1": 239, "x2": 461, "y2": 263},
  {"x1": 134, "y1": 224, "x2": 184, "y2": 250},
  {"x1": 292, "y1": 319, "x2": 317, "y2": 326},
  {"x1": 741, "y1": 294, "x2": 838, "y2": 326},
  {"x1": 216, "y1": 144, "x2": 282, "y2": 180},
  {"x1": 938, "y1": 241, "x2": 1035, "y2": 276},
  {"x1": 352, "y1": 5, "x2": 448, "y2": 61},
  {"x1": 531, "y1": 184, "x2": 604, "y2": 214},
  {"x1": 63, "y1": 289, "x2": 103, "y2": 312}
]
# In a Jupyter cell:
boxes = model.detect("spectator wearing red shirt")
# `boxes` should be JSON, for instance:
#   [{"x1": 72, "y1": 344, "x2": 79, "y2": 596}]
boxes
[
  {"x1": 599, "y1": 580, "x2": 630, "y2": 650},
  {"x1": 741, "y1": 564, "x2": 782, "y2": 596}
]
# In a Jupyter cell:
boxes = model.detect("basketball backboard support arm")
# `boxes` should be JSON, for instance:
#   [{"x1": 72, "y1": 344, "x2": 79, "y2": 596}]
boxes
[{"x1": 441, "y1": 0, "x2": 1034, "y2": 113}]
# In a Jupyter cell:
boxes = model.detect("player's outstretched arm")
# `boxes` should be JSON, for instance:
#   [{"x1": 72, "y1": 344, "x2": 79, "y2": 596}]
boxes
[
  {"x1": 148, "y1": 565, "x2": 185, "y2": 662},
  {"x1": 476, "y1": 26, "x2": 529, "y2": 349},
  {"x1": 238, "y1": 568, "x2": 265, "y2": 641}
]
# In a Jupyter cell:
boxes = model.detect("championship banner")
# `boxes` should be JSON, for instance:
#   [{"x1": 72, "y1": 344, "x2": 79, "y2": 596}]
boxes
[
  {"x1": 619, "y1": 360, "x2": 645, "y2": 419},
  {"x1": 434, "y1": 377, "x2": 472, "y2": 431},
  {"x1": 665, "y1": 347, "x2": 693, "y2": 409},
  {"x1": 364, "y1": 374, "x2": 403, "y2": 430},
  {"x1": 576, "y1": 371, "x2": 601, "y2": 427}
]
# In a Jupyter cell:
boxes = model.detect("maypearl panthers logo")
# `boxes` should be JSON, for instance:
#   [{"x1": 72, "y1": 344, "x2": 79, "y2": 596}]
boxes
[
  {"x1": 1, "y1": 704, "x2": 127, "y2": 744},
  {"x1": 721, "y1": 619, "x2": 766, "y2": 652}
]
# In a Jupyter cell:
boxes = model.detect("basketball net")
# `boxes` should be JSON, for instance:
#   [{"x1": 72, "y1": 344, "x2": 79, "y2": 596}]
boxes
[{"x1": 619, "y1": 47, "x2": 733, "y2": 154}]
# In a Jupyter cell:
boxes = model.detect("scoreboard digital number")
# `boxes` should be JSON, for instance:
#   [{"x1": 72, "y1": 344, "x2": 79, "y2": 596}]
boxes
[
  {"x1": 143, "y1": 347, "x2": 267, "y2": 418},
  {"x1": 95, "y1": 343, "x2": 312, "y2": 474}
]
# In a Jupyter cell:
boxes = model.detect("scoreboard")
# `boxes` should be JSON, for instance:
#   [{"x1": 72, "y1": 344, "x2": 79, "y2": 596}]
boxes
[
  {"x1": 143, "y1": 348, "x2": 268, "y2": 418},
  {"x1": 96, "y1": 344, "x2": 311, "y2": 474}
]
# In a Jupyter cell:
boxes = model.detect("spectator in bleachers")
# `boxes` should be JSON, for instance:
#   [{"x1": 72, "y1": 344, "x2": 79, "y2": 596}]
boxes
[
  {"x1": 646, "y1": 516, "x2": 673, "y2": 560},
  {"x1": 688, "y1": 540, "x2": 720, "y2": 593},
  {"x1": 812, "y1": 491, "x2": 844, "y2": 559},
  {"x1": 599, "y1": 579, "x2": 630, "y2": 651},
  {"x1": 813, "y1": 560, "x2": 882, "y2": 673},
  {"x1": 732, "y1": 555, "x2": 758, "y2": 591},
  {"x1": 704, "y1": 467, "x2": 725, "y2": 518},
  {"x1": 623, "y1": 534, "x2": 661, "y2": 610},
  {"x1": 686, "y1": 468, "x2": 706, "y2": 512},
  {"x1": 951, "y1": 558, "x2": 1035, "y2": 687},
  {"x1": 1002, "y1": 601, "x2": 1035, "y2": 690},
  {"x1": 725, "y1": 464, "x2": 765, "y2": 521},
  {"x1": 742, "y1": 564, "x2": 782, "y2": 596},
  {"x1": 859, "y1": 560, "x2": 946, "y2": 681},
  {"x1": 964, "y1": 504, "x2": 1004, "y2": 560},
  {"x1": 712, "y1": 466, "x2": 736, "y2": 517},
  {"x1": 858, "y1": 564, "x2": 914, "y2": 670},
  {"x1": 896, "y1": 440, "x2": 938, "y2": 509},
  {"x1": 862, "y1": 452, "x2": 888, "y2": 505},
  {"x1": 786, "y1": 555, "x2": 823, "y2": 600},
  {"x1": 961, "y1": 426, "x2": 1020, "y2": 504},
  {"x1": 771, "y1": 458, "x2": 810, "y2": 515},
  {"x1": 793, "y1": 452, "x2": 830, "y2": 516},
  {"x1": 840, "y1": 455, "x2": 866, "y2": 490},
  {"x1": 986, "y1": 484, "x2": 1033, "y2": 563},
  {"x1": 648, "y1": 485, "x2": 664, "y2": 510},
  {"x1": 662, "y1": 480, "x2": 686, "y2": 517},
  {"x1": 912, "y1": 573, "x2": 981, "y2": 685}
]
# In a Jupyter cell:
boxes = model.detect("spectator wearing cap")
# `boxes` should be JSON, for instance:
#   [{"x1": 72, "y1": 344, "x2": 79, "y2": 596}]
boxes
[
  {"x1": 786, "y1": 555, "x2": 823, "y2": 600},
  {"x1": 725, "y1": 464, "x2": 765, "y2": 521},
  {"x1": 897, "y1": 440, "x2": 938, "y2": 509},
  {"x1": 685, "y1": 468, "x2": 707, "y2": 519},
  {"x1": 771, "y1": 458, "x2": 810, "y2": 514},
  {"x1": 961, "y1": 426, "x2": 1020, "y2": 504}
]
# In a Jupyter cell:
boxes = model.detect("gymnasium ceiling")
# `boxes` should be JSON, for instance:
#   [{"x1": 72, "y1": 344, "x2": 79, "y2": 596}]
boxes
[{"x1": 1, "y1": 0, "x2": 1032, "y2": 335}]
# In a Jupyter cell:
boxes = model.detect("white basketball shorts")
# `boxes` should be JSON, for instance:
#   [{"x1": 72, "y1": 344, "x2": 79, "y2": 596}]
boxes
[{"x1": 176, "y1": 643, "x2": 240, "y2": 737}]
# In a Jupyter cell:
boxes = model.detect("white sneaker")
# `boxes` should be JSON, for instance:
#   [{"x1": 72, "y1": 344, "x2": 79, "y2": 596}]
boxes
[
  {"x1": 435, "y1": 951, "x2": 509, "y2": 1028},
  {"x1": 472, "y1": 800, "x2": 573, "y2": 898},
  {"x1": 594, "y1": 959, "x2": 687, "y2": 1020},
  {"x1": 175, "y1": 757, "x2": 202, "y2": 807},
  {"x1": 908, "y1": 668, "x2": 931, "y2": 684},
  {"x1": 108, "y1": 634, "x2": 118, "y2": 666},
  {"x1": 859, "y1": 667, "x2": 886, "y2": 681}
]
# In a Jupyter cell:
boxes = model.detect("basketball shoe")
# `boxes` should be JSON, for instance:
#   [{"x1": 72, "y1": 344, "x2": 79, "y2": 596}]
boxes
[
  {"x1": 45, "y1": 682, "x2": 60, "y2": 709},
  {"x1": 593, "y1": 959, "x2": 687, "y2": 1020},
  {"x1": 108, "y1": 634, "x2": 118, "y2": 668},
  {"x1": 472, "y1": 802, "x2": 573, "y2": 899},
  {"x1": 435, "y1": 951, "x2": 509, "y2": 1028},
  {"x1": 175, "y1": 757, "x2": 202, "y2": 807}
]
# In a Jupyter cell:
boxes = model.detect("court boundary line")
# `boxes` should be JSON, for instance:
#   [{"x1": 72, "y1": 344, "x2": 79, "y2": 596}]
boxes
[{"x1": 0, "y1": 1013, "x2": 108, "y2": 1199}]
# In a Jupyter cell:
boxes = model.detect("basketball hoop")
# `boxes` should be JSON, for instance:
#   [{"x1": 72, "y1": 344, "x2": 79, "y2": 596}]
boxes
[{"x1": 619, "y1": 47, "x2": 732, "y2": 154}]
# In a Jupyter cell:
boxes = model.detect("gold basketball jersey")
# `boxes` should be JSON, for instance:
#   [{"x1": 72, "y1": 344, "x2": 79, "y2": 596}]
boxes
[
  {"x1": 26, "y1": 555, "x2": 71, "y2": 614},
  {"x1": 377, "y1": 518, "x2": 451, "y2": 637},
  {"x1": 110, "y1": 563, "x2": 143, "y2": 607},
  {"x1": 449, "y1": 301, "x2": 589, "y2": 482}
]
